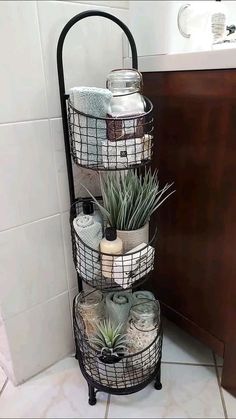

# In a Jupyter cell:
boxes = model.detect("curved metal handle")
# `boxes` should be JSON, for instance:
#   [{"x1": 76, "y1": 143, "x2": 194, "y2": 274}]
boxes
[
  {"x1": 57, "y1": 10, "x2": 138, "y2": 100},
  {"x1": 56, "y1": 10, "x2": 138, "y2": 207},
  {"x1": 177, "y1": 4, "x2": 191, "y2": 38}
]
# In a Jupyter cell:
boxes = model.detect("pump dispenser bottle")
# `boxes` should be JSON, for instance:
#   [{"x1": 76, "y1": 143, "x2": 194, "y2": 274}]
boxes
[{"x1": 100, "y1": 227, "x2": 123, "y2": 278}]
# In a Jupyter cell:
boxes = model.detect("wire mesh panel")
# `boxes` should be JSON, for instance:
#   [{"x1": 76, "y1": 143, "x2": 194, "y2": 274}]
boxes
[
  {"x1": 70, "y1": 198, "x2": 157, "y2": 290},
  {"x1": 73, "y1": 295, "x2": 162, "y2": 393},
  {"x1": 67, "y1": 97, "x2": 154, "y2": 171}
]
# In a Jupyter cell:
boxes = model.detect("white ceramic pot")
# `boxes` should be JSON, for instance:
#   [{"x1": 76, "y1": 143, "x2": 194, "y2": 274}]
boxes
[{"x1": 117, "y1": 222, "x2": 149, "y2": 253}]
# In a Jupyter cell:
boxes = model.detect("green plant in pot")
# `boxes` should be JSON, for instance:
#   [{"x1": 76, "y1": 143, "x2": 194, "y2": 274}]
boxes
[
  {"x1": 83, "y1": 169, "x2": 175, "y2": 252},
  {"x1": 90, "y1": 319, "x2": 127, "y2": 364}
]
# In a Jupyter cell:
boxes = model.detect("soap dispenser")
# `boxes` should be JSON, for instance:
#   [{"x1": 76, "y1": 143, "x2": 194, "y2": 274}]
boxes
[{"x1": 211, "y1": 0, "x2": 227, "y2": 44}]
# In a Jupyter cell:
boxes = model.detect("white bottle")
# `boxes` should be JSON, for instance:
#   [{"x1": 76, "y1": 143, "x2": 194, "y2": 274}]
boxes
[
  {"x1": 100, "y1": 227, "x2": 123, "y2": 279},
  {"x1": 211, "y1": 0, "x2": 227, "y2": 44}
]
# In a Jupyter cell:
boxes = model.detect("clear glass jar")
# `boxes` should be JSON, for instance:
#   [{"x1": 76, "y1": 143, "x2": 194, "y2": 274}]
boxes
[
  {"x1": 126, "y1": 299, "x2": 160, "y2": 353},
  {"x1": 130, "y1": 299, "x2": 160, "y2": 332},
  {"x1": 106, "y1": 69, "x2": 146, "y2": 141},
  {"x1": 76, "y1": 290, "x2": 104, "y2": 337}
]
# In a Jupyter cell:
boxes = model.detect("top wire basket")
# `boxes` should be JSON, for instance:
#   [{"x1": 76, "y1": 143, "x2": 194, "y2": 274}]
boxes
[{"x1": 67, "y1": 96, "x2": 154, "y2": 171}]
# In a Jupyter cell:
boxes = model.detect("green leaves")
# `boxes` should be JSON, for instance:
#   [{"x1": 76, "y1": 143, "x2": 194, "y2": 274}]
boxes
[
  {"x1": 90, "y1": 319, "x2": 127, "y2": 354},
  {"x1": 82, "y1": 169, "x2": 175, "y2": 231}
]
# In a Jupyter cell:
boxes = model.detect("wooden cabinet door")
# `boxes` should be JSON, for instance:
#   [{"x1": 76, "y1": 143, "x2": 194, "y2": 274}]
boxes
[{"x1": 143, "y1": 70, "x2": 236, "y2": 395}]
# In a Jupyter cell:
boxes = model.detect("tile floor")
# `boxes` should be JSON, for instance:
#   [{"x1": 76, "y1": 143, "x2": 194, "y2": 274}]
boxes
[{"x1": 0, "y1": 319, "x2": 235, "y2": 418}]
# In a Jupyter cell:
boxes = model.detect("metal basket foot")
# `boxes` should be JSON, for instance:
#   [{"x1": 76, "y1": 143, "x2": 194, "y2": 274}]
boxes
[
  {"x1": 154, "y1": 362, "x2": 162, "y2": 390},
  {"x1": 154, "y1": 381, "x2": 162, "y2": 390},
  {"x1": 88, "y1": 384, "x2": 97, "y2": 405}
]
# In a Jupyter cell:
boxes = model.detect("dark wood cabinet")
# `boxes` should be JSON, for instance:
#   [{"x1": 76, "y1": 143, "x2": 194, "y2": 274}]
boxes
[{"x1": 143, "y1": 69, "x2": 236, "y2": 396}]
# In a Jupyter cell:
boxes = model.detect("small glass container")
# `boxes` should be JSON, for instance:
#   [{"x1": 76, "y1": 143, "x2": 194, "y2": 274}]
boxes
[
  {"x1": 106, "y1": 69, "x2": 145, "y2": 141},
  {"x1": 126, "y1": 299, "x2": 160, "y2": 354},
  {"x1": 130, "y1": 299, "x2": 160, "y2": 332},
  {"x1": 76, "y1": 290, "x2": 104, "y2": 337}
]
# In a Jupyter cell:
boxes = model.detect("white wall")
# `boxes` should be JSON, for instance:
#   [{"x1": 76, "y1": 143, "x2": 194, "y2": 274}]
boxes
[
  {"x1": 0, "y1": 0, "x2": 128, "y2": 384},
  {"x1": 129, "y1": 1, "x2": 236, "y2": 56}
]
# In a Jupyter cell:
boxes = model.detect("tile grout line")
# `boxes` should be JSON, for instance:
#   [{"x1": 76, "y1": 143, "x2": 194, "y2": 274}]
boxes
[
  {"x1": 212, "y1": 352, "x2": 228, "y2": 419},
  {"x1": 162, "y1": 360, "x2": 216, "y2": 367},
  {"x1": 0, "y1": 378, "x2": 8, "y2": 398},
  {"x1": 104, "y1": 394, "x2": 111, "y2": 419}
]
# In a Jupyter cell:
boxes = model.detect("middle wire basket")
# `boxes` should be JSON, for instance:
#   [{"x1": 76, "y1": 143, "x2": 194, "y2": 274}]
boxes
[
  {"x1": 70, "y1": 198, "x2": 157, "y2": 290},
  {"x1": 67, "y1": 96, "x2": 154, "y2": 171}
]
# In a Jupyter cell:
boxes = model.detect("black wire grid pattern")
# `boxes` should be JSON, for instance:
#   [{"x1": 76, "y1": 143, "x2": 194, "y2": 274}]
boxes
[
  {"x1": 70, "y1": 198, "x2": 157, "y2": 290},
  {"x1": 73, "y1": 297, "x2": 163, "y2": 392},
  {"x1": 67, "y1": 97, "x2": 154, "y2": 171}
]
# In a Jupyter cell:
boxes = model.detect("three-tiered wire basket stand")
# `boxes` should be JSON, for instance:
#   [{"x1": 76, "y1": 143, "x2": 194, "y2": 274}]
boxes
[{"x1": 57, "y1": 10, "x2": 163, "y2": 405}]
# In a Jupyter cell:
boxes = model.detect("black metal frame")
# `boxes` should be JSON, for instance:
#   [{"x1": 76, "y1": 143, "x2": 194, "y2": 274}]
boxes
[
  {"x1": 57, "y1": 10, "x2": 162, "y2": 405},
  {"x1": 57, "y1": 10, "x2": 138, "y2": 206}
]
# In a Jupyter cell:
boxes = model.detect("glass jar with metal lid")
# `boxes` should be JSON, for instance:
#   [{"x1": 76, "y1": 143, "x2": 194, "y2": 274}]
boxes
[{"x1": 106, "y1": 69, "x2": 146, "y2": 141}]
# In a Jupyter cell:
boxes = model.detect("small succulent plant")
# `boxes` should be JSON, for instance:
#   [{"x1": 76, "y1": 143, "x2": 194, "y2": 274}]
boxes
[{"x1": 90, "y1": 319, "x2": 127, "y2": 358}]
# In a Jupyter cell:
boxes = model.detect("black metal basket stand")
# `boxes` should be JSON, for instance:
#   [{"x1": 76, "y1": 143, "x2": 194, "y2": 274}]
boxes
[{"x1": 57, "y1": 10, "x2": 162, "y2": 406}]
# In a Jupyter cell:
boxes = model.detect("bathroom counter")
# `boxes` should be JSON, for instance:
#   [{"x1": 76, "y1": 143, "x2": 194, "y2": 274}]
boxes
[{"x1": 124, "y1": 48, "x2": 236, "y2": 72}]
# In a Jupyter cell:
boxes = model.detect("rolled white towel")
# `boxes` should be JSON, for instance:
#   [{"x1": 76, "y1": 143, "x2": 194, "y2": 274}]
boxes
[
  {"x1": 132, "y1": 290, "x2": 155, "y2": 304},
  {"x1": 73, "y1": 215, "x2": 103, "y2": 281},
  {"x1": 106, "y1": 291, "x2": 133, "y2": 328}
]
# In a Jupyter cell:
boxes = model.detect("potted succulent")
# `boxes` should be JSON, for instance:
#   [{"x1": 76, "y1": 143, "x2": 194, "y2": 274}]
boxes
[
  {"x1": 90, "y1": 319, "x2": 127, "y2": 364},
  {"x1": 83, "y1": 169, "x2": 175, "y2": 252}
]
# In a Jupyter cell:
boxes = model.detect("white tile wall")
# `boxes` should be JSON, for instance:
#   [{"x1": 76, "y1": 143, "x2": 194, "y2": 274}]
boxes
[
  {"x1": 0, "y1": 215, "x2": 67, "y2": 319},
  {"x1": 5, "y1": 292, "x2": 74, "y2": 383},
  {"x1": 0, "y1": 0, "x2": 128, "y2": 384},
  {"x1": 0, "y1": 1, "x2": 48, "y2": 124},
  {"x1": 37, "y1": 1, "x2": 128, "y2": 117},
  {"x1": 0, "y1": 120, "x2": 59, "y2": 231},
  {"x1": 129, "y1": 1, "x2": 236, "y2": 56}
]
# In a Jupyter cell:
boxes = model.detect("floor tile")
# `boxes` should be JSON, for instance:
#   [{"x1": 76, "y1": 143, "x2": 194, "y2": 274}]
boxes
[
  {"x1": 222, "y1": 387, "x2": 236, "y2": 419},
  {"x1": 0, "y1": 357, "x2": 107, "y2": 418},
  {"x1": 0, "y1": 367, "x2": 7, "y2": 393},
  {"x1": 108, "y1": 364, "x2": 224, "y2": 418},
  {"x1": 162, "y1": 318, "x2": 214, "y2": 365},
  {"x1": 217, "y1": 367, "x2": 236, "y2": 419}
]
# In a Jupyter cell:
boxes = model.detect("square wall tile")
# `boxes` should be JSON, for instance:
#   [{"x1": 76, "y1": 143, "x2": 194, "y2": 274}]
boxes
[
  {"x1": 5, "y1": 293, "x2": 74, "y2": 384},
  {"x1": 108, "y1": 364, "x2": 224, "y2": 418},
  {"x1": 61, "y1": 211, "x2": 77, "y2": 290},
  {"x1": 37, "y1": 1, "x2": 128, "y2": 117},
  {"x1": 0, "y1": 357, "x2": 108, "y2": 418},
  {"x1": 75, "y1": 1, "x2": 129, "y2": 8},
  {"x1": 0, "y1": 215, "x2": 67, "y2": 319},
  {"x1": 50, "y1": 118, "x2": 101, "y2": 213},
  {"x1": 0, "y1": 120, "x2": 59, "y2": 231},
  {"x1": 0, "y1": 1, "x2": 47, "y2": 123},
  {"x1": 0, "y1": 313, "x2": 15, "y2": 383}
]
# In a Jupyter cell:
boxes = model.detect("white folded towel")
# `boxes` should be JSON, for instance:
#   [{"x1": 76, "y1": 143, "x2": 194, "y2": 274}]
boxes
[
  {"x1": 73, "y1": 214, "x2": 103, "y2": 281},
  {"x1": 112, "y1": 243, "x2": 155, "y2": 288},
  {"x1": 102, "y1": 134, "x2": 152, "y2": 169},
  {"x1": 69, "y1": 87, "x2": 112, "y2": 167}
]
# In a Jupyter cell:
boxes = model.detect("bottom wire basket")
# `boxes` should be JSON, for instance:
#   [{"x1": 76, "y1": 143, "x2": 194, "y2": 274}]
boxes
[{"x1": 73, "y1": 294, "x2": 163, "y2": 404}]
